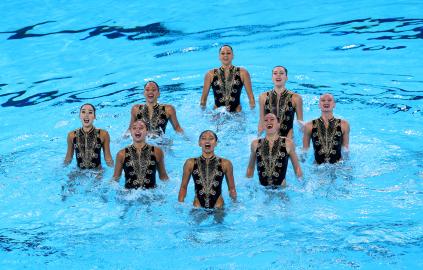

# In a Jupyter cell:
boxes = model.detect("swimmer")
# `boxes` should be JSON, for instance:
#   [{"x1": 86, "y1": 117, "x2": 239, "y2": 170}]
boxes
[
  {"x1": 247, "y1": 113, "x2": 303, "y2": 186},
  {"x1": 178, "y1": 130, "x2": 237, "y2": 208},
  {"x1": 127, "y1": 81, "x2": 183, "y2": 137},
  {"x1": 114, "y1": 119, "x2": 169, "y2": 189},
  {"x1": 302, "y1": 93, "x2": 350, "y2": 164},
  {"x1": 200, "y1": 44, "x2": 255, "y2": 112},
  {"x1": 258, "y1": 66, "x2": 304, "y2": 138},
  {"x1": 64, "y1": 103, "x2": 113, "y2": 169}
]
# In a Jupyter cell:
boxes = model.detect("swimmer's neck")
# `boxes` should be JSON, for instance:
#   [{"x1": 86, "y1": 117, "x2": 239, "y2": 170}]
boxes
[
  {"x1": 146, "y1": 101, "x2": 158, "y2": 107},
  {"x1": 265, "y1": 132, "x2": 279, "y2": 141},
  {"x1": 133, "y1": 141, "x2": 146, "y2": 150},
  {"x1": 220, "y1": 64, "x2": 233, "y2": 70},
  {"x1": 82, "y1": 125, "x2": 94, "y2": 133},
  {"x1": 201, "y1": 152, "x2": 215, "y2": 159},
  {"x1": 320, "y1": 112, "x2": 334, "y2": 122},
  {"x1": 273, "y1": 86, "x2": 287, "y2": 93}
]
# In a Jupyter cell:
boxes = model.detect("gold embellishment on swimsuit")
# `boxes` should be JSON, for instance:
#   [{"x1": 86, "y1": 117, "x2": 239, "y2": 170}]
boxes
[
  {"x1": 314, "y1": 118, "x2": 341, "y2": 163},
  {"x1": 126, "y1": 144, "x2": 154, "y2": 187},
  {"x1": 194, "y1": 156, "x2": 223, "y2": 208},
  {"x1": 264, "y1": 90, "x2": 294, "y2": 132},
  {"x1": 137, "y1": 104, "x2": 167, "y2": 133},
  {"x1": 215, "y1": 66, "x2": 239, "y2": 108},
  {"x1": 75, "y1": 127, "x2": 101, "y2": 168},
  {"x1": 258, "y1": 137, "x2": 286, "y2": 185}
]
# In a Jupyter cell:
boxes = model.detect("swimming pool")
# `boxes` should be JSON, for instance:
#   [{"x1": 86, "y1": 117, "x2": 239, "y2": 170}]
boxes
[{"x1": 1, "y1": 0, "x2": 422, "y2": 269}]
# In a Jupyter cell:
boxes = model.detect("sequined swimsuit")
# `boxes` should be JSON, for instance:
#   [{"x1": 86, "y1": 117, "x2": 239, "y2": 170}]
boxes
[
  {"x1": 191, "y1": 156, "x2": 224, "y2": 208},
  {"x1": 263, "y1": 90, "x2": 296, "y2": 137},
  {"x1": 256, "y1": 136, "x2": 289, "y2": 186},
  {"x1": 311, "y1": 117, "x2": 343, "y2": 164},
  {"x1": 73, "y1": 128, "x2": 103, "y2": 169},
  {"x1": 122, "y1": 144, "x2": 157, "y2": 189},
  {"x1": 211, "y1": 66, "x2": 243, "y2": 112},
  {"x1": 136, "y1": 104, "x2": 169, "y2": 135}
]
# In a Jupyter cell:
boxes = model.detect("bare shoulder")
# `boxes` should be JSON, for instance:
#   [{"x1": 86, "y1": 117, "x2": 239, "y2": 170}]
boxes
[
  {"x1": 131, "y1": 104, "x2": 141, "y2": 113},
  {"x1": 116, "y1": 148, "x2": 126, "y2": 159},
  {"x1": 304, "y1": 121, "x2": 313, "y2": 132},
  {"x1": 164, "y1": 104, "x2": 176, "y2": 112},
  {"x1": 341, "y1": 119, "x2": 350, "y2": 129},
  {"x1": 67, "y1": 130, "x2": 76, "y2": 139},
  {"x1": 184, "y1": 158, "x2": 195, "y2": 168},
  {"x1": 220, "y1": 157, "x2": 233, "y2": 168}
]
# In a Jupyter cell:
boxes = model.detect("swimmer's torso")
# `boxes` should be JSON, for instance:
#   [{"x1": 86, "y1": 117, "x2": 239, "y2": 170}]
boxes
[
  {"x1": 192, "y1": 156, "x2": 224, "y2": 208},
  {"x1": 122, "y1": 144, "x2": 157, "y2": 189},
  {"x1": 264, "y1": 90, "x2": 296, "y2": 137},
  {"x1": 211, "y1": 66, "x2": 243, "y2": 112},
  {"x1": 136, "y1": 104, "x2": 169, "y2": 135},
  {"x1": 311, "y1": 117, "x2": 343, "y2": 164},
  {"x1": 256, "y1": 136, "x2": 289, "y2": 186},
  {"x1": 73, "y1": 127, "x2": 102, "y2": 169}
]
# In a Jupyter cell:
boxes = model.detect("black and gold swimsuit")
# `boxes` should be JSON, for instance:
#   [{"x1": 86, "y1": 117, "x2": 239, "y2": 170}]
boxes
[
  {"x1": 192, "y1": 156, "x2": 224, "y2": 208},
  {"x1": 136, "y1": 104, "x2": 169, "y2": 135},
  {"x1": 263, "y1": 90, "x2": 296, "y2": 137},
  {"x1": 122, "y1": 144, "x2": 157, "y2": 189},
  {"x1": 256, "y1": 136, "x2": 289, "y2": 186},
  {"x1": 311, "y1": 117, "x2": 343, "y2": 164},
  {"x1": 211, "y1": 66, "x2": 243, "y2": 112},
  {"x1": 73, "y1": 127, "x2": 102, "y2": 169}
]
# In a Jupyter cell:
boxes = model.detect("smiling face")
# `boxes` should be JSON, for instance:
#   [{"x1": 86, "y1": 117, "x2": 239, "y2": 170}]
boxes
[
  {"x1": 130, "y1": 120, "x2": 148, "y2": 143},
  {"x1": 219, "y1": 46, "x2": 234, "y2": 66},
  {"x1": 198, "y1": 131, "x2": 218, "y2": 154},
  {"x1": 272, "y1": 66, "x2": 288, "y2": 88},
  {"x1": 318, "y1": 93, "x2": 336, "y2": 112},
  {"x1": 79, "y1": 104, "x2": 96, "y2": 128},
  {"x1": 263, "y1": 113, "x2": 280, "y2": 135},
  {"x1": 143, "y1": 82, "x2": 160, "y2": 104}
]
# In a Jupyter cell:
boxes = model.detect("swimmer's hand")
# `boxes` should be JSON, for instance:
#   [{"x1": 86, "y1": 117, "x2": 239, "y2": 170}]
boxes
[
  {"x1": 299, "y1": 149, "x2": 308, "y2": 163},
  {"x1": 229, "y1": 189, "x2": 237, "y2": 201},
  {"x1": 342, "y1": 147, "x2": 350, "y2": 160},
  {"x1": 297, "y1": 120, "x2": 305, "y2": 132},
  {"x1": 106, "y1": 159, "x2": 114, "y2": 167},
  {"x1": 249, "y1": 102, "x2": 256, "y2": 110}
]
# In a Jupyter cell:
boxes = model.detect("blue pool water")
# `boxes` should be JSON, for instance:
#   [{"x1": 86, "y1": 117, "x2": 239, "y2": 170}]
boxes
[{"x1": 1, "y1": 0, "x2": 422, "y2": 269}]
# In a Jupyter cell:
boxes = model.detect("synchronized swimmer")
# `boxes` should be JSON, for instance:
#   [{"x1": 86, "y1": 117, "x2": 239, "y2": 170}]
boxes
[{"x1": 64, "y1": 45, "x2": 351, "y2": 209}]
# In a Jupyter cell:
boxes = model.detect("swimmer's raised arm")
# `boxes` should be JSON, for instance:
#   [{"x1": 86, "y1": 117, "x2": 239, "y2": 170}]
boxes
[
  {"x1": 126, "y1": 104, "x2": 139, "y2": 136},
  {"x1": 293, "y1": 93, "x2": 304, "y2": 126},
  {"x1": 246, "y1": 139, "x2": 258, "y2": 178},
  {"x1": 286, "y1": 138, "x2": 303, "y2": 178},
  {"x1": 222, "y1": 158, "x2": 237, "y2": 201},
  {"x1": 154, "y1": 147, "x2": 169, "y2": 181},
  {"x1": 302, "y1": 121, "x2": 313, "y2": 151},
  {"x1": 165, "y1": 105, "x2": 184, "y2": 134},
  {"x1": 200, "y1": 71, "x2": 213, "y2": 109},
  {"x1": 112, "y1": 150, "x2": 125, "y2": 182},
  {"x1": 64, "y1": 131, "x2": 75, "y2": 166},
  {"x1": 240, "y1": 68, "x2": 255, "y2": 109},
  {"x1": 178, "y1": 159, "x2": 194, "y2": 202},
  {"x1": 100, "y1": 129, "x2": 114, "y2": 167},
  {"x1": 257, "y1": 93, "x2": 267, "y2": 135}
]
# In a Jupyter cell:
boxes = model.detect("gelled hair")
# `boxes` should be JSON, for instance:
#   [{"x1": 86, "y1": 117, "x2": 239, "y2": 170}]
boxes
[
  {"x1": 133, "y1": 119, "x2": 149, "y2": 131},
  {"x1": 219, "y1": 44, "x2": 233, "y2": 53},
  {"x1": 144, "y1": 81, "x2": 160, "y2": 92},
  {"x1": 79, "y1": 103, "x2": 96, "y2": 116},
  {"x1": 272, "y1": 65, "x2": 288, "y2": 76},
  {"x1": 199, "y1": 130, "x2": 218, "y2": 142}
]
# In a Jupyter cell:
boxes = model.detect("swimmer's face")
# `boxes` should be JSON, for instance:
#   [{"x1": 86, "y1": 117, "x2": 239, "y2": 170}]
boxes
[
  {"x1": 144, "y1": 82, "x2": 160, "y2": 103},
  {"x1": 319, "y1": 94, "x2": 336, "y2": 112},
  {"x1": 79, "y1": 104, "x2": 96, "y2": 127},
  {"x1": 199, "y1": 131, "x2": 217, "y2": 153},
  {"x1": 263, "y1": 113, "x2": 280, "y2": 134},
  {"x1": 130, "y1": 120, "x2": 148, "y2": 142},
  {"x1": 272, "y1": 66, "x2": 288, "y2": 87},
  {"x1": 219, "y1": 46, "x2": 234, "y2": 66}
]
